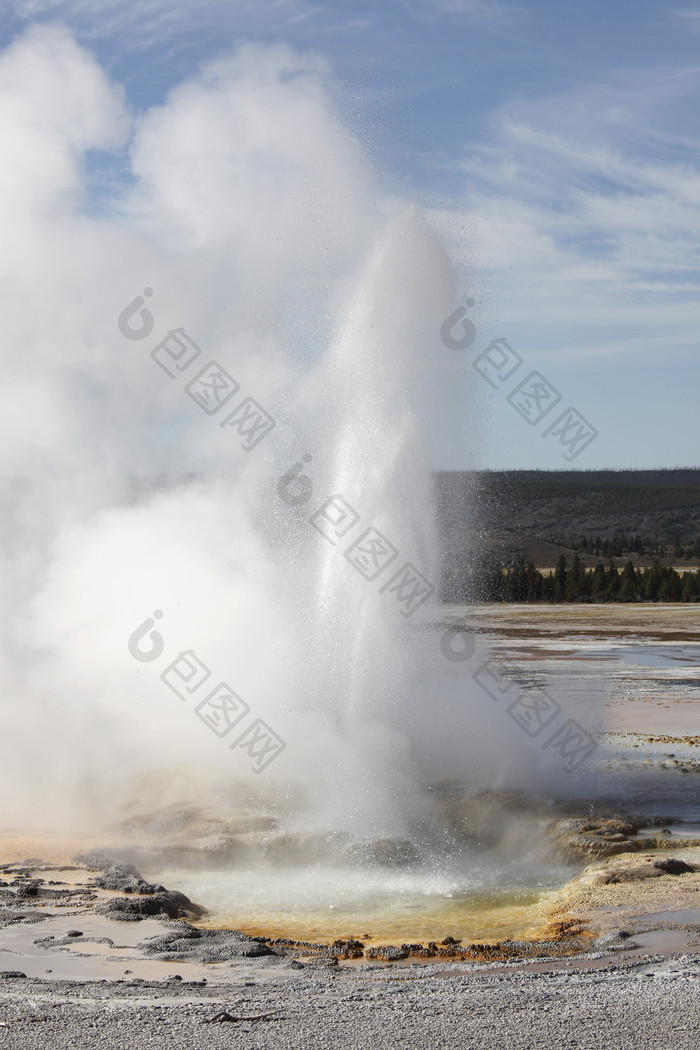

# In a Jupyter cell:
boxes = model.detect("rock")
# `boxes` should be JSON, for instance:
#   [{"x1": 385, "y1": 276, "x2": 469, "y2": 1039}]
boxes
[
  {"x1": 590, "y1": 865, "x2": 664, "y2": 885},
  {"x1": 15, "y1": 880, "x2": 42, "y2": 898},
  {"x1": 92, "y1": 863, "x2": 205, "y2": 922},
  {"x1": 293, "y1": 954, "x2": 338, "y2": 968},
  {"x1": 241, "y1": 944, "x2": 272, "y2": 957},
  {"x1": 565, "y1": 834, "x2": 634, "y2": 858},
  {"x1": 140, "y1": 922, "x2": 203, "y2": 945},
  {"x1": 653, "y1": 857, "x2": 696, "y2": 874},
  {"x1": 331, "y1": 939, "x2": 364, "y2": 959},
  {"x1": 553, "y1": 818, "x2": 640, "y2": 860},
  {"x1": 139, "y1": 927, "x2": 275, "y2": 962},
  {"x1": 586, "y1": 858, "x2": 696, "y2": 884},
  {"x1": 96, "y1": 898, "x2": 162, "y2": 921},
  {"x1": 66, "y1": 930, "x2": 83, "y2": 938},
  {"x1": 0, "y1": 971, "x2": 27, "y2": 979},
  {"x1": 94, "y1": 864, "x2": 163, "y2": 894},
  {"x1": 594, "y1": 930, "x2": 633, "y2": 947},
  {"x1": 159, "y1": 889, "x2": 206, "y2": 917},
  {"x1": 365, "y1": 945, "x2": 409, "y2": 961},
  {"x1": 0, "y1": 909, "x2": 41, "y2": 926},
  {"x1": 97, "y1": 889, "x2": 205, "y2": 921}
]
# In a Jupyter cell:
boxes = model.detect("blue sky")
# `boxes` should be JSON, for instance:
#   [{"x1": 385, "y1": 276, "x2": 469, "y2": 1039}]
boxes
[{"x1": 1, "y1": 0, "x2": 698, "y2": 470}]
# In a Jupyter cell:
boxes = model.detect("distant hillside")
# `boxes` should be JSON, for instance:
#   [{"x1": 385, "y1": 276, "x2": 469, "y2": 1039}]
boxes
[{"x1": 435, "y1": 469, "x2": 700, "y2": 600}]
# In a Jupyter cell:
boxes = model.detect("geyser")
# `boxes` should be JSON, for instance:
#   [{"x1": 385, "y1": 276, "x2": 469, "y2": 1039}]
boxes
[{"x1": 0, "y1": 28, "x2": 602, "y2": 941}]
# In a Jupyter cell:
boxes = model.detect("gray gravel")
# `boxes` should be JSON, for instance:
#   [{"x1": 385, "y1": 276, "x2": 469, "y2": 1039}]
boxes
[{"x1": 1, "y1": 953, "x2": 700, "y2": 1049}]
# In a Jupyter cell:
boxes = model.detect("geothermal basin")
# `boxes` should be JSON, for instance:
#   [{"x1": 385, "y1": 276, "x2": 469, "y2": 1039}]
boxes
[{"x1": 4, "y1": 604, "x2": 695, "y2": 962}]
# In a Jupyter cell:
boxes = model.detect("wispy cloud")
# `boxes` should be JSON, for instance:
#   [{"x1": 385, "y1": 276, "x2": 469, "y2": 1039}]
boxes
[
  {"x1": 4, "y1": 0, "x2": 311, "y2": 51},
  {"x1": 674, "y1": 6, "x2": 700, "y2": 25},
  {"x1": 419, "y1": 0, "x2": 513, "y2": 20},
  {"x1": 4, "y1": 0, "x2": 515, "y2": 54},
  {"x1": 439, "y1": 67, "x2": 700, "y2": 363}
]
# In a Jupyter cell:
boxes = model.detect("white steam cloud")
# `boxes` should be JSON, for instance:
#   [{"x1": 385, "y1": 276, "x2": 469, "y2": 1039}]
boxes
[{"x1": 0, "y1": 24, "x2": 597, "y2": 842}]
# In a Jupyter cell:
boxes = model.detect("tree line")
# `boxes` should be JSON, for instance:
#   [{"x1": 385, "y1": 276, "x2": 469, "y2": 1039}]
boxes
[
  {"x1": 562, "y1": 532, "x2": 700, "y2": 560},
  {"x1": 468, "y1": 556, "x2": 700, "y2": 604}
]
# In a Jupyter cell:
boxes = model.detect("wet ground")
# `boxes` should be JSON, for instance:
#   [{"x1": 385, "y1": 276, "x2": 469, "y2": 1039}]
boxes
[{"x1": 456, "y1": 603, "x2": 700, "y2": 813}]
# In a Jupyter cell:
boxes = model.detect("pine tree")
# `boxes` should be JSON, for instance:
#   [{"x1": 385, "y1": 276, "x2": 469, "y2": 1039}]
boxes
[
  {"x1": 681, "y1": 571, "x2": 696, "y2": 602},
  {"x1": 591, "y1": 563, "x2": 607, "y2": 600},
  {"x1": 619, "y1": 561, "x2": 637, "y2": 602},
  {"x1": 659, "y1": 569, "x2": 682, "y2": 601},
  {"x1": 644, "y1": 561, "x2": 662, "y2": 601},
  {"x1": 565, "y1": 554, "x2": 587, "y2": 601},
  {"x1": 606, "y1": 561, "x2": 620, "y2": 598},
  {"x1": 553, "y1": 554, "x2": 567, "y2": 602},
  {"x1": 526, "y1": 562, "x2": 543, "y2": 602}
]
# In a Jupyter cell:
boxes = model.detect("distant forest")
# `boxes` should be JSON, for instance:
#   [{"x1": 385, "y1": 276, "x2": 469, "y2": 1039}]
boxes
[
  {"x1": 565, "y1": 532, "x2": 700, "y2": 561},
  {"x1": 475, "y1": 468, "x2": 700, "y2": 517},
  {"x1": 476, "y1": 556, "x2": 700, "y2": 604},
  {"x1": 436, "y1": 468, "x2": 700, "y2": 604}
]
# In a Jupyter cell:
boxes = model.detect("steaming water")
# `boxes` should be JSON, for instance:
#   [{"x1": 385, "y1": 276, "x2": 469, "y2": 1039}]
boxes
[
  {"x1": 2, "y1": 209, "x2": 603, "y2": 940},
  {"x1": 1, "y1": 143, "x2": 596, "y2": 940},
  {"x1": 149, "y1": 864, "x2": 564, "y2": 946},
  {"x1": 273, "y1": 209, "x2": 446, "y2": 841}
]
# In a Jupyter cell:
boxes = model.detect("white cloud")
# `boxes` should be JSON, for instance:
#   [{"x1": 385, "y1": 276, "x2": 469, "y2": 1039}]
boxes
[
  {"x1": 0, "y1": 27, "x2": 377, "y2": 478},
  {"x1": 0, "y1": 25, "x2": 462, "y2": 832},
  {"x1": 0, "y1": 23, "x2": 128, "y2": 208},
  {"x1": 127, "y1": 43, "x2": 371, "y2": 264}
]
